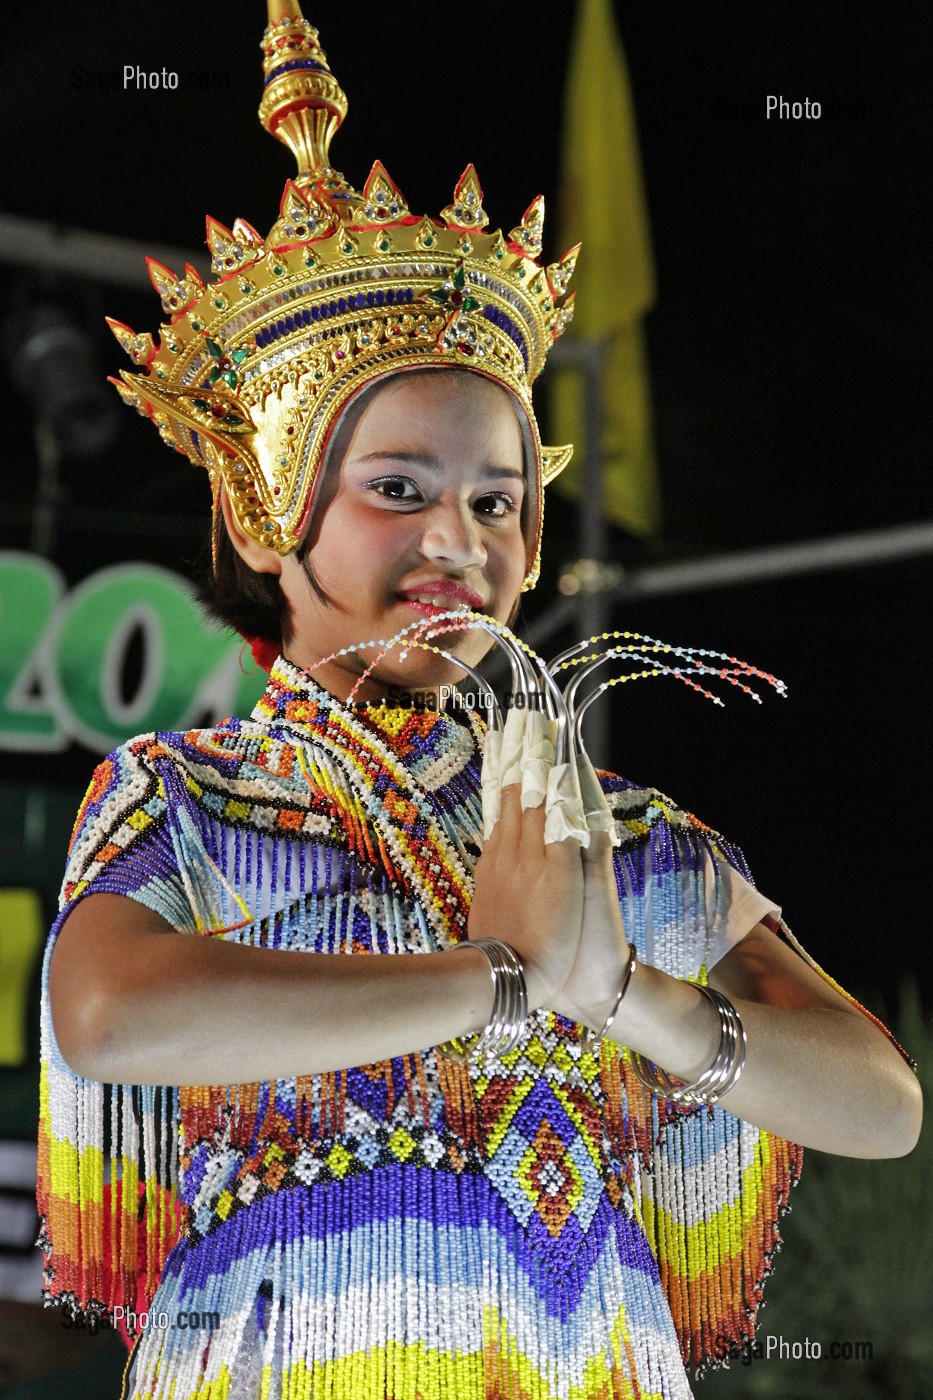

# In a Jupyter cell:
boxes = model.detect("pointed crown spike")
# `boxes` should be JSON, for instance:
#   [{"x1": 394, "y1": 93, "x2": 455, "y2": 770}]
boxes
[
  {"x1": 510, "y1": 195, "x2": 545, "y2": 258},
  {"x1": 258, "y1": 0, "x2": 350, "y2": 192},
  {"x1": 441, "y1": 166, "x2": 489, "y2": 231}
]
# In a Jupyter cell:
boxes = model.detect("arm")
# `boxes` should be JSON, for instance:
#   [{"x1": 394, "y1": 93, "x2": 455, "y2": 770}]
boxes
[
  {"x1": 49, "y1": 796, "x2": 583, "y2": 1086},
  {"x1": 555, "y1": 831, "x2": 922, "y2": 1160}
]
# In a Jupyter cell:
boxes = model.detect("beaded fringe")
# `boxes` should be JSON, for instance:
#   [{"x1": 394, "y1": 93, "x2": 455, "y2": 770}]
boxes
[
  {"x1": 37, "y1": 935, "x2": 182, "y2": 1329},
  {"x1": 125, "y1": 1171, "x2": 692, "y2": 1400}
]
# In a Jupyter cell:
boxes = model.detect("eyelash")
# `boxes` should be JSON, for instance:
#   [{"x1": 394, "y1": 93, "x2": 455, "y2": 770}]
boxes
[{"x1": 365, "y1": 477, "x2": 519, "y2": 517}]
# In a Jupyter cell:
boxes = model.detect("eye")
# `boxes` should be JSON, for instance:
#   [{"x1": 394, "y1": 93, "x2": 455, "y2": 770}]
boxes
[
  {"x1": 474, "y1": 491, "x2": 518, "y2": 518},
  {"x1": 365, "y1": 476, "x2": 423, "y2": 503}
]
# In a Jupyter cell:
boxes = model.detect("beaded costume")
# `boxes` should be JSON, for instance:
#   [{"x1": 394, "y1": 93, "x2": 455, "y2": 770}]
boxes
[{"x1": 39, "y1": 658, "x2": 800, "y2": 1399}]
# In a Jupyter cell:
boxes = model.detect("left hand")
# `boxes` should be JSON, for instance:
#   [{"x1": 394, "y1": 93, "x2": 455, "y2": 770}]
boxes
[{"x1": 551, "y1": 830, "x2": 631, "y2": 1030}]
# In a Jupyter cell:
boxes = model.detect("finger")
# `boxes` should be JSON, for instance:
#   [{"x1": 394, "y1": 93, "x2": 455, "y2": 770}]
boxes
[
  {"x1": 495, "y1": 780, "x2": 525, "y2": 846},
  {"x1": 581, "y1": 827, "x2": 616, "y2": 870}
]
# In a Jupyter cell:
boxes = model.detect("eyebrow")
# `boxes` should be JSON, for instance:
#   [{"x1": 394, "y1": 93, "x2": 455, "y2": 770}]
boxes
[{"x1": 354, "y1": 451, "x2": 525, "y2": 483}]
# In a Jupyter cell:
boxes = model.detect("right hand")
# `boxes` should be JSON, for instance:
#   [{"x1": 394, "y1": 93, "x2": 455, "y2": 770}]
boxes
[{"x1": 467, "y1": 782, "x2": 585, "y2": 1008}]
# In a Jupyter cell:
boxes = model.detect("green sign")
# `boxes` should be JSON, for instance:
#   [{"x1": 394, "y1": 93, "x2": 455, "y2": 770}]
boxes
[{"x1": 0, "y1": 552, "x2": 267, "y2": 754}]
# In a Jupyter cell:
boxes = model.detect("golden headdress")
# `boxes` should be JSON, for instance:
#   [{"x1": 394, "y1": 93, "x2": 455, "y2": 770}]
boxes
[{"x1": 107, "y1": 0, "x2": 578, "y2": 588}]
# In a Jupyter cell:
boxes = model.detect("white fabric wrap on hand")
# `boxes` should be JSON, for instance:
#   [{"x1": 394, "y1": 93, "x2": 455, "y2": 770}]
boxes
[
  {"x1": 481, "y1": 727, "x2": 503, "y2": 840},
  {"x1": 544, "y1": 762, "x2": 591, "y2": 847},
  {"x1": 575, "y1": 750, "x2": 620, "y2": 844},
  {"x1": 520, "y1": 711, "x2": 557, "y2": 811},
  {"x1": 497, "y1": 706, "x2": 525, "y2": 791}
]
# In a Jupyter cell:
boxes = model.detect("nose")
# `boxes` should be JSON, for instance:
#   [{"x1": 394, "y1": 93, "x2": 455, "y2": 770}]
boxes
[{"x1": 419, "y1": 498, "x2": 486, "y2": 571}]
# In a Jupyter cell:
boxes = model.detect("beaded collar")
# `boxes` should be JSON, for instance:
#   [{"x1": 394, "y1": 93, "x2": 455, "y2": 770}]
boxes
[{"x1": 252, "y1": 656, "x2": 484, "y2": 941}]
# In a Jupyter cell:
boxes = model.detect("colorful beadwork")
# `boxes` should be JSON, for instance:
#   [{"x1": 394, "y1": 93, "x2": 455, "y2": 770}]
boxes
[{"x1": 39, "y1": 658, "x2": 810, "y2": 1397}]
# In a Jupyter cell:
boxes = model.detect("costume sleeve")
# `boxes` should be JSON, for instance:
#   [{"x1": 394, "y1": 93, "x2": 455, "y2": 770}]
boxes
[
  {"x1": 37, "y1": 735, "x2": 195, "y2": 1327},
  {"x1": 602, "y1": 776, "x2": 777, "y2": 979}
]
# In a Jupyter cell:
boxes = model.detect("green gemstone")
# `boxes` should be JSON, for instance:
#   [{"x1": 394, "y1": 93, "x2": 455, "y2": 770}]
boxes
[
  {"x1": 428, "y1": 289, "x2": 449, "y2": 304},
  {"x1": 494, "y1": 250, "x2": 504, "y2": 261},
  {"x1": 206, "y1": 339, "x2": 222, "y2": 358},
  {"x1": 208, "y1": 367, "x2": 221, "y2": 384},
  {"x1": 191, "y1": 319, "x2": 202, "y2": 330},
  {"x1": 453, "y1": 266, "x2": 466, "y2": 290},
  {"x1": 517, "y1": 267, "x2": 526, "y2": 278},
  {"x1": 214, "y1": 298, "x2": 225, "y2": 309},
  {"x1": 273, "y1": 265, "x2": 284, "y2": 276},
  {"x1": 231, "y1": 348, "x2": 249, "y2": 364},
  {"x1": 424, "y1": 236, "x2": 434, "y2": 247},
  {"x1": 463, "y1": 296, "x2": 480, "y2": 312},
  {"x1": 222, "y1": 370, "x2": 238, "y2": 389}
]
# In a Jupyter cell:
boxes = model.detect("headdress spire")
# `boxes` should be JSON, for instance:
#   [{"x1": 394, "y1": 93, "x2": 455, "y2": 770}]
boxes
[{"x1": 258, "y1": 1, "x2": 351, "y2": 193}]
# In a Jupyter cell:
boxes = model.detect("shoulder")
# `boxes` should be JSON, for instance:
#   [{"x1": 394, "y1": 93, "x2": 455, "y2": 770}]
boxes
[
  {"x1": 64, "y1": 716, "x2": 301, "y2": 874},
  {"x1": 597, "y1": 770, "x2": 715, "y2": 843},
  {"x1": 597, "y1": 769, "x2": 755, "y2": 882}
]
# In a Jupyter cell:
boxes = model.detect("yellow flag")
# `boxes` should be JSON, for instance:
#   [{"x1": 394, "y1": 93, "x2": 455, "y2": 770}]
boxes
[
  {"x1": 551, "y1": 0, "x2": 661, "y2": 538},
  {"x1": 0, "y1": 888, "x2": 43, "y2": 1065}
]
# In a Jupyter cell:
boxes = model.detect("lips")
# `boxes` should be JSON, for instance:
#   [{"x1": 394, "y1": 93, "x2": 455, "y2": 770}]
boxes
[{"x1": 396, "y1": 580, "x2": 486, "y2": 614}]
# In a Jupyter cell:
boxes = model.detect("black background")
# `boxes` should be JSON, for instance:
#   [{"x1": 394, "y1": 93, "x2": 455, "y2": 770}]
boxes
[{"x1": 1, "y1": 1, "x2": 929, "y2": 1003}]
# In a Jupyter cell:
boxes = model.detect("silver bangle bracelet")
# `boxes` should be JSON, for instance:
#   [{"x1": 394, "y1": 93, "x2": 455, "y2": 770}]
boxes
[
  {"x1": 579, "y1": 945, "x2": 638, "y2": 1051},
  {"x1": 630, "y1": 983, "x2": 746, "y2": 1105},
  {"x1": 437, "y1": 938, "x2": 528, "y2": 1065}
]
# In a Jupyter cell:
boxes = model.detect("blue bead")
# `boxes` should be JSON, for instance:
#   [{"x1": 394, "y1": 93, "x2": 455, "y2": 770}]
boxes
[
  {"x1": 311, "y1": 306, "x2": 320, "y2": 321},
  {"x1": 375, "y1": 290, "x2": 385, "y2": 306},
  {"x1": 337, "y1": 298, "x2": 347, "y2": 313},
  {"x1": 366, "y1": 291, "x2": 376, "y2": 306},
  {"x1": 285, "y1": 316, "x2": 295, "y2": 332}
]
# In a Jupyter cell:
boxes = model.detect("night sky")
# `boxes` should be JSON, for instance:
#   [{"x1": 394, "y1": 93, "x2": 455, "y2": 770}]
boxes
[{"x1": 1, "y1": 1, "x2": 929, "y2": 1003}]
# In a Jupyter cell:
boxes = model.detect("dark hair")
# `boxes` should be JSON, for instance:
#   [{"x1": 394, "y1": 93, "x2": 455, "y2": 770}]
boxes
[
  {"x1": 198, "y1": 515, "x2": 288, "y2": 647},
  {"x1": 198, "y1": 368, "x2": 531, "y2": 648}
]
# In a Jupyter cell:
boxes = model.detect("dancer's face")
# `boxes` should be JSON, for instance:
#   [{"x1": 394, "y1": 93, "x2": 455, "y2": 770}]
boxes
[{"x1": 275, "y1": 371, "x2": 529, "y2": 702}]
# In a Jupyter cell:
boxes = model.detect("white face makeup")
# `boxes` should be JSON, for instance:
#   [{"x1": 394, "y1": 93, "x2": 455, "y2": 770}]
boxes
[{"x1": 276, "y1": 370, "x2": 528, "y2": 702}]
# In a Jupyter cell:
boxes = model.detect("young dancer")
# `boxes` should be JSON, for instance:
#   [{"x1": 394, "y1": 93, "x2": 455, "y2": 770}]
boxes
[{"x1": 39, "y1": 7, "x2": 920, "y2": 1397}]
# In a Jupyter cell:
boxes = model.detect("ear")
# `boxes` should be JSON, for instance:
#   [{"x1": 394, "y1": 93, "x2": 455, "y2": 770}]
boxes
[{"x1": 218, "y1": 485, "x2": 285, "y2": 577}]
